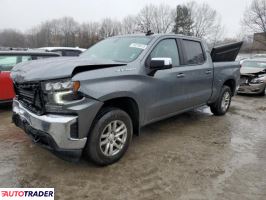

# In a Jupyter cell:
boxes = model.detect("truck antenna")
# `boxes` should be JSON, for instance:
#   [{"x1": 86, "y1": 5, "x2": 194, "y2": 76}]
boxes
[{"x1": 146, "y1": 30, "x2": 154, "y2": 36}]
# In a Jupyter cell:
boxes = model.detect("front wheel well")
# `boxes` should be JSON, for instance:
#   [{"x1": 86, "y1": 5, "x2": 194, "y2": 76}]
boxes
[{"x1": 101, "y1": 97, "x2": 140, "y2": 135}]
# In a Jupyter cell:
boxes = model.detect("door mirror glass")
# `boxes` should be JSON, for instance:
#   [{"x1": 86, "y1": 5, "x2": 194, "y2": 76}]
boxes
[{"x1": 150, "y1": 57, "x2": 172, "y2": 70}]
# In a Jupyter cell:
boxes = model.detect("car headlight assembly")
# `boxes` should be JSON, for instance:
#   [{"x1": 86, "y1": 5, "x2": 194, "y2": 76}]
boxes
[
  {"x1": 44, "y1": 79, "x2": 80, "y2": 92},
  {"x1": 250, "y1": 77, "x2": 264, "y2": 84},
  {"x1": 43, "y1": 79, "x2": 82, "y2": 105}
]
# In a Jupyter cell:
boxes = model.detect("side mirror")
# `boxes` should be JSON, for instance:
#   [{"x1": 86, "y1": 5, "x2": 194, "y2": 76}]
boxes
[{"x1": 150, "y1": 58, "x2": 172, "y2": 70}]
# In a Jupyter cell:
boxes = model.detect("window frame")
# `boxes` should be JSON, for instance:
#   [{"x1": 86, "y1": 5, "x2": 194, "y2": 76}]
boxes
[
  {"x1": 146, "y1": 38, "x2": 182, "y2": 68},
  {"x1": 180, "y1": 39, "x2": 206, "y2": 66}
]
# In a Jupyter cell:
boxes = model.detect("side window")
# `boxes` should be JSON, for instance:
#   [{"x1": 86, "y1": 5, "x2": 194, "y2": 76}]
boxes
[
  {"x1": 182, "y1": 40, "x2": 205, "y2": 65},
  {"x1": 0, "y1": 55, "x2": 31, "y2": 71},
  {"x1": 0, "y1": 56, "x2": 17, "y2": 71},
  {"x1": 16, "y1": 56, "x2": 31, "y2": 64},
  {"x1": 64, "y1": 50, "x2": 81, "y2": 56},
  {"x1": 52, "y1": 50, "x2": 63, "y2": 56},
  {"x1": 32, "y1": 56, "x2": 57, "y2": 60},
  {"x1": 150, "y1": 39, "x2": 180, "y2": 67},
  {"x1": 21, "y1": 56, "x2": 32, "y2": 62}
]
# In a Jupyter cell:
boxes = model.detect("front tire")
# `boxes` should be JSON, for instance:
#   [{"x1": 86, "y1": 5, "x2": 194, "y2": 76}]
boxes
[
  {"x1": 210, "y1": 85, "x2": 232, "y2": 116},
  {"x1": 85, "y1": 107, "x2": 133, "y2": 166}
]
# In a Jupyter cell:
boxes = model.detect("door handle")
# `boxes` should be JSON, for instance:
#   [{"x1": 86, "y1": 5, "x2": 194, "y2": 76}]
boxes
[
  {"x1": 177, "y1": 73, "x2": 185, "y2": 78},
  {"x1": 205, "y1": 70, "x2": 212, "y2": 74}
]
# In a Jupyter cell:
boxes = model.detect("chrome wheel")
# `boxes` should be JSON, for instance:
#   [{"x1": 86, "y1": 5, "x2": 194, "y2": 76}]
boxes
[
  {"x1": 221, "y1": 91, "x2": 231, "y2": 112},
  {"x1": 100, "y1": 120, "x2": 128, "y2": 157}
]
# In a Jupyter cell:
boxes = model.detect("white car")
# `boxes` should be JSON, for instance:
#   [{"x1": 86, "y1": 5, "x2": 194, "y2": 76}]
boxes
[{"x1": 38, "y1": 47, "x2": 86, "y2": 56}]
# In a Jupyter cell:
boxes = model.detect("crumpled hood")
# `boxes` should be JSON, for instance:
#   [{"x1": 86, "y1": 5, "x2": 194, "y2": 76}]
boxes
[
  {"x1": 11, "y1": 57, "x2": 126, "y2": 83},
  {"x1": 240, "y1": 67, "x2": 266, "y2": 75}
]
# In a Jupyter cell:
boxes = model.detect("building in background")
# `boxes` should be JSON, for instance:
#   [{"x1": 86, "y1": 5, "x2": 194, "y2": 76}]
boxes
[{"x1": 252, "y1": 33, "x2": 266, "y2": 53}]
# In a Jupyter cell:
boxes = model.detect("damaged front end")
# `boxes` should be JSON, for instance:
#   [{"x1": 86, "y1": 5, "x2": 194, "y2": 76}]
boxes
[{"x1": 238, "y1": 70, "x2": 266, "y2": 95}]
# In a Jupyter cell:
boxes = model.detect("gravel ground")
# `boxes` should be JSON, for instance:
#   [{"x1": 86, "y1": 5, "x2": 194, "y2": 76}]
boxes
[{"x1": 0, "y1": 94, "x2": 266, "y2": 200}]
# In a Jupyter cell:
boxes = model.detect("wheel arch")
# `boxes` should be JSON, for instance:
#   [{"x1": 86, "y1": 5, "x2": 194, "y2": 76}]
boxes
[
  {"x1": 100, "y1": 97, "x2": 140, "y2": 136},
  {"x1": 223, "y1": 79, "x2": 236, "y2": 95}
]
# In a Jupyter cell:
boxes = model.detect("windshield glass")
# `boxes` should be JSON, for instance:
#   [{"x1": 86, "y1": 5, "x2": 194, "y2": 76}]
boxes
[
  {"x1": 242, "y1": 60, "x2": 266, "y2": 68},
  {"x1": 80, "y1": 37, "x2": 152, "y2": 63}
]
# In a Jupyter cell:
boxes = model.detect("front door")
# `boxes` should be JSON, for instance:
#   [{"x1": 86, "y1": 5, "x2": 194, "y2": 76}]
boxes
[{"x1": 145, "y1": 38, "x2": 189, "y2": 122}]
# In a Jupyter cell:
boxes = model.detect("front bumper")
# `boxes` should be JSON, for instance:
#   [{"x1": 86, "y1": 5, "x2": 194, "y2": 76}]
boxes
[
  {"x1": 238, "y1": 83, "x2": 266, "y2": 94},
  {"x1": 12, "y1": 100, "x2": 87, "y2": 161}
]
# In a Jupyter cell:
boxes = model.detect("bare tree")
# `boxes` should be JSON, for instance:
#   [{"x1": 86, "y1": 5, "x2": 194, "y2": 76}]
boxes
[
  {"x1": 0, "y1": 29, "x2": 26, "y2": 47},
  {"x1": 121, "y1": 15, "x2": 138, "y2": 34},
  {"x1": 137, "y1": 4, "x2": 174, "y2": 33},
  {"x1": 187, "y1": 2, "x2": 221, "y2": 38},
  {"x1": 136, "y1": 4, "x2": 155, "y2": 33},
  {"x1": 0, "y1": 2, "x2": 225, "y2": 49},
  {"x1": 243, "y1": 0, "x2": 266, "y2": 33},
  {"x1": 207, "y1": 18, "x2": 225, "y2": 48},
  {"x1": 99, "y1": 18, "x2": 122, "y2": 39},
  {"x1": 58, "y1": 17, "x2": 79, "y2": 46},
  {"x1": 153, "y1": 4, "x2": 175, "y2": 33},
  {"x1": 242, "y1": 0, "x2": 266, "y2": 48},
  {"x1": 77, "y1": 22, "x2": 100, "y2": 48}
]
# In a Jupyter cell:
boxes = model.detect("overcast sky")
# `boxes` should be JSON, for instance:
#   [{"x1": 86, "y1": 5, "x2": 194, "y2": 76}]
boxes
[{"x1": 0, "y1": 0, "x2": 252, "y2": 37}]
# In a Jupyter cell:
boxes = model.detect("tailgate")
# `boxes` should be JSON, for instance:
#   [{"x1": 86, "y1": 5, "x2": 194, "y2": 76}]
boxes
[{"x1": 211, "y1": 42, "x2": 243, "y2": 62}]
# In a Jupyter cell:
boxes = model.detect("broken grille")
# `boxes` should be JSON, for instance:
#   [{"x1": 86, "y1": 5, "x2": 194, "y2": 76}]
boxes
[{"x1": 14, "y1": 82, "x2": 45, "y2": 115}]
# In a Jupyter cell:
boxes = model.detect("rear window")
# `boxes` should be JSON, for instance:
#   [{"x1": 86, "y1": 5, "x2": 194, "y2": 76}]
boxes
[
  {"x1": 183, "y1": 40, "x2": 205, "y2": 65},
  {"x1": 64, "y1": 50, "x2": 81, "y2": 56},
  {"x1": 0, "y1": 55, "x2": 31, "y2": 71}
]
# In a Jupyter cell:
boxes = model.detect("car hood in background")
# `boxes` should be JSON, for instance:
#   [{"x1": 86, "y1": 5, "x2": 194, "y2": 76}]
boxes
[
  {"x1": 11, "y1": 57, "x2": 126, "y2": 83},
  {"x1": 240, "y1": 67, "x2": 266, "y2": 75}
]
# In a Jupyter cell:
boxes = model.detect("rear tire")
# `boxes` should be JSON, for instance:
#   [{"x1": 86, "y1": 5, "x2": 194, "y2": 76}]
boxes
[
  {"x1": 210, "y1": 85, "x2": 232, "y2": 116},
  {"x1": 85, "y1": 107, "x2": 133, "y2": 166}
]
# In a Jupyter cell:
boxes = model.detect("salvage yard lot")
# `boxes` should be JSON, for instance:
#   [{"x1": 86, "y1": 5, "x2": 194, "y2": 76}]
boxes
[{"x1": 0, "y1": 95, "x2": 266, "y2": 200}]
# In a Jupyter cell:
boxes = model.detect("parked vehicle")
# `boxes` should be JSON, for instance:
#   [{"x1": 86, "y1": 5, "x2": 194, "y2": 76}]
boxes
[
  {"x1": 252, "y1": 54, "x2": 266, "y2": 59},
  {"x1": 11, "y1": 34, "x2": 241, "y2": 165},
  {"x1": 0, "y1": 51, "x2": 59, "y2": 103},
  {"x1": 238, "y1": 58, "x2": 266, "y2": 96},
  {"x1": 38, "y1": 47, "x2": 86, "y2": 56}
]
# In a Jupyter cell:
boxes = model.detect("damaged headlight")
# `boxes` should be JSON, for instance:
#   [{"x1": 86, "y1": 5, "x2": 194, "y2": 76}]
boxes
[
  {"x1": 42, "y1": 79, "x2": 82, "y2": 105},
  {"x1": 44, "y1": 79, "x2": 80, "y2": 92},
  {"x1": 250, "y1": 77, "x2": 264, "y2": 84}
]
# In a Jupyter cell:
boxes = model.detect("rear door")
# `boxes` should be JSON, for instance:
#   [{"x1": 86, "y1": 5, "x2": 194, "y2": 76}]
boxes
[{"x1": 180, "y1": 39, "x2": 213, "y2": 107}]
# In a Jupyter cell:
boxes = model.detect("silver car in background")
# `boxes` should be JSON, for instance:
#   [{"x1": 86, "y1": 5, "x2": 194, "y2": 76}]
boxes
[{"x1": 238, "y1": 59, "x2": 266, "y2": 96}]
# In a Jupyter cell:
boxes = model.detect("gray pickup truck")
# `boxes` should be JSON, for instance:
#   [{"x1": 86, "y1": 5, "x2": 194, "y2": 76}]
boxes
[{"x1": 11, "y1": 34, "x2": 241, "y2": 165}]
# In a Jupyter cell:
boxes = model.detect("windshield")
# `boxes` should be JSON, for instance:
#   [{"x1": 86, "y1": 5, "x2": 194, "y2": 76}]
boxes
[
  {"x1": 80, "y1": 37, "x2": 152, "y2": 63},
  {"x1": 242, "y1": 60, "x2": 266, "y2": 68}
]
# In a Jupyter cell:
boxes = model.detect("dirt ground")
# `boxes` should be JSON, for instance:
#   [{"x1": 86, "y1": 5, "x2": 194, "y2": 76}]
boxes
[{"x1": 0, "y1": 94, "x2": 266, "y2": 200}]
